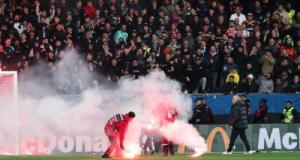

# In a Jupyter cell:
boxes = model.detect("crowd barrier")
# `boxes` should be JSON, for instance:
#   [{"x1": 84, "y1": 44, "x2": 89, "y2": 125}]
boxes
[{"x1": 192, "y1": 93, "x2": 300, "y2": 115}]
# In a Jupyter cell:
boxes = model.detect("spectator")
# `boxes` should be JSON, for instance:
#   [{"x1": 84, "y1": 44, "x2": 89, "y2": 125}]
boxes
[
  {"x1": 189, "y1": 97, "x2": 214, "y2": 124},
  {"x1": 275, "y1": 59, "x2": 293, "y2": 79},
  {"x1": 253, "y1": 99, "x2": 268, "y2": 123},
  {"x1": 35, "y1": 2, "x2": 55, "y2": 25},
  {"x1": 286, "y1": 3, "x2": 296, "y2": 24},
  {"x1": 193, "y1": 56, "x2": 208, "y2": 93},
  {"x1": 84, "y1": 0, "x2": 96, "y2": 19},
  {"x1": 245, "y1": 12, "x2": 256, "y2": 36},
  {"x1": 281, "y1": 101, "x2": 297, "y2": 124},
  {"x1": 224, "y1": 75, "x2": 238, "y2": 94},
  {"x1": 291, "y1": 75, "x2": 300, "y2": 93},
  {"x1": 295, "y1": 63, "x2": 300, "y2": 76},
  {"x1": 182, "y1": 54, "x2": 195, "y2": 93},
  {"x1": 294, "y1": 12, "x2": 300, "y2": 37},
  {"x1": 230, "y1": 6, "x2": 246, "y2": 26},
  {"x1": 225, "y1": 68, "x2": 240, "y2": 84},
  {"x1": 280, "y1": 35, "x2": 297, "y2": 62},
  {"x1": 207, "y1": 45, "x2": 220, "y2": 92},
  {"x1": 245, "y1": 63, "x2": 257, "y2": 79},
  {"x1": 129, "y1": 59, "x2": 145, "y2": 79},
  {"x1": 232, "y1": 45, "x2": 247, "y2": 78},
  {"x1": 259, "y1": 51, "x2": 276, "y2": 75},
  {"x1": 108, "y1": 59, "x2": 121, "y2": 83},
  {"x1": 222, "y1": 56, "x2": 238, "y2": 84},
  {"x1": 258, "y1": 74, "x2": 274, "y2": 93},
  {"x1": 0, "y1": 0, "x2": 298, "y2": 95},
  {"x1": 273, "y1": 4, "x2": 289, "y2": 25},
  {"x1": 275, "y1": 72, "x2": 291, "y2": 93},
  {"x1": 239, "y1": 74, "x2": 258, "y2": 93},
  {"x1": 226, "y1": 20, "x2": 237, "y2": 38},
  {"x1": 114, "y1": 24, "x2": 128, "y2": 44}
]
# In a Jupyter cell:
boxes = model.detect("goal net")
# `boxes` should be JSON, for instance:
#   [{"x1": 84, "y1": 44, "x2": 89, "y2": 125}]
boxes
[{"x1": 0, "y1": 71, "x2": 19, "y2": 155}]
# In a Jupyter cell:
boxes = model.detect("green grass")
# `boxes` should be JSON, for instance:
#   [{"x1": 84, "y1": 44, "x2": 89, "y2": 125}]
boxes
[{"x1": 0, "y1": 152, "x2": 300, "y2": 160}]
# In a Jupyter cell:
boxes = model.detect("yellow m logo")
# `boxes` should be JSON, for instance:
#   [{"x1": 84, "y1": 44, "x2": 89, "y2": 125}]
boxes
[
  {"x1": 206, "y1": 127, "x2": 229, "y2": 152},
  {"x1": 177, "y1": 127, "x2": 229, "y2": 153}
]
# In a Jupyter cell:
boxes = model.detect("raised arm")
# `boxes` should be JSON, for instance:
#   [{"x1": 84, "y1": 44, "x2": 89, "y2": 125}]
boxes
[
  {"x1": 35, "y1": 2, "x2": 41, "y2": 22},
  {"x1": 268, "y1": 56, "x2": 275, "y2": 65},
  {"x1": 48, "y1": 5, "x2": 56, "y2": 21}
]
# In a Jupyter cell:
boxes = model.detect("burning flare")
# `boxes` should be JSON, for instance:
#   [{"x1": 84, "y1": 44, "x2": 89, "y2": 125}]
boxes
[{"x1": 123, "y1": 143, "x2": 141, "y2": 158}]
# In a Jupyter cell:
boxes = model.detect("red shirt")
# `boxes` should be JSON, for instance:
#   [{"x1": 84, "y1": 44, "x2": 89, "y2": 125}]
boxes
[
  {"x1": 152, "y1": 106, "x2": 178, "y2": 126},
  {"x1": 280, "y1": 45, "x2": 297, "y2": 61},
  {"x1": 107, "y1": 114, "x2": 132, "y2": 143},
  {"x1": 84, "y1": 5, "x2": 96, "y2": 18}
]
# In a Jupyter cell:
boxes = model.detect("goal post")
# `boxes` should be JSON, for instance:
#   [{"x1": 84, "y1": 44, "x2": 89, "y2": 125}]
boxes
[{"x1": 0, "y1": 71, "x2": 19, "y2": 155}]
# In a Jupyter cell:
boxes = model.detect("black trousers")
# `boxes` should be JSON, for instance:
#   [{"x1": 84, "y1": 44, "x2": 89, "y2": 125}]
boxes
[{"x1": 227, "y1": 128, "x2": 251, "y2": 152}]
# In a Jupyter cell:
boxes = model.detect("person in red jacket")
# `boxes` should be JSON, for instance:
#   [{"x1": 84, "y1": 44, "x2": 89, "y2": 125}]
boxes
[
  {"x1": 280, "y1": 35, "x2": 297, "y2": 61},
  {"x1": 102, "y1": 111, "x2": 135, "y2": 158},
  {"x1": 84, "y1": 0, "x2": 96, "y2": 18},
  {"x1": 160, "y1": 107, "x2": 178, "y2": 156},
  {"x1": 253, "y1": 99, "x2": 268, "y2": 123}
]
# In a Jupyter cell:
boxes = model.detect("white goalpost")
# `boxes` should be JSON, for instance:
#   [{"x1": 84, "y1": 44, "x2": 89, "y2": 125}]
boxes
[{"x1": 0, "y1": 71, "x2": 19, "y2": 155}]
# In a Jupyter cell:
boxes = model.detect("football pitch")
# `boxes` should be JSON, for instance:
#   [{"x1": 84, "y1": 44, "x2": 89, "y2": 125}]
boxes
[{"x1": 0, "y1": 152, "x2": 300, "y2": 160}]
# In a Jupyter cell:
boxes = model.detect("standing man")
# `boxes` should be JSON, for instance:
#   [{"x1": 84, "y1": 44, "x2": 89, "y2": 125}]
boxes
[
  {"x1": 140, "y1": 128, "x2": 155, "y2": 155},
  {"x1": 281, "y1": 101, "x2": 297, "y2": 124},
  {"x1": 189, "y1": 97, "x2": 214, "y2": 124},
  {"x1": 102, "y1": 111, "x2": 136, "y2": 158},
  {"x1": 240, "y1": 94, "x2": 251, "y2": 121},
  {"x1": 160, "y1": 108, "x2": 178, "y2": 156},
  {"x1": 253, "y1": 99, "x2": 268, "y2": 123},
  {"x1": 223, "y1": 95, "x2": 254, "y2": 154}
]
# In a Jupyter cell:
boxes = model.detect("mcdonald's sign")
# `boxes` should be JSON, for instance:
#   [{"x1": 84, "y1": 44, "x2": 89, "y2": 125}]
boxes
[
  {"x1": 177, "y1": 127, "x2": 229, "y2": 153},
  {"x1": 178, "y1": 124, "x2": 300, "y2": 153}
]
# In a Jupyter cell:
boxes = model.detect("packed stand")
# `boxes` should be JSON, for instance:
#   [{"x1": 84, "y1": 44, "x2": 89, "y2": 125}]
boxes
[{"x1": 0, "y1": 0, "x2": 299, "y2": 94}]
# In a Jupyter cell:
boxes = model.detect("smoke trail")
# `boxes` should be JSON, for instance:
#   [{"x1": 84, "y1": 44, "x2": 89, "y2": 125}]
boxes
[
  {"x1": 160, "y1": 120, "x2": 207, "y2": 157},
  {"x1": 0, "y1": 49, "x2": 207, "y2": 156}
]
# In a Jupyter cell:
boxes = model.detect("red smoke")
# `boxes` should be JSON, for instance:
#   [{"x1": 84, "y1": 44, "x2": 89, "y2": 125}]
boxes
[{"x1": 123, "y1": 72, "x2": 207, "y2": 158}]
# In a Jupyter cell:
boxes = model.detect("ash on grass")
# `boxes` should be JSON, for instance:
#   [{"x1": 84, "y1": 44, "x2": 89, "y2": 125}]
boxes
[{"x1": 1, "y1": 152, "x2": 300, "y2": 160}]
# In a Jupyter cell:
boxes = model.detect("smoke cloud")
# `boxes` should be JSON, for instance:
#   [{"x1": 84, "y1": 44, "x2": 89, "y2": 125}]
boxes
[{"x1": 0, "y1": 49, "x2": 207, "y2": 156}]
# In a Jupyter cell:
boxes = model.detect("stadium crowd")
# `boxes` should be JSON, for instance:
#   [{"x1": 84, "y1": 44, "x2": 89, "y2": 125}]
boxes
[{"x1": 0, "y1": 0, "x2": 299, "y2": 93}]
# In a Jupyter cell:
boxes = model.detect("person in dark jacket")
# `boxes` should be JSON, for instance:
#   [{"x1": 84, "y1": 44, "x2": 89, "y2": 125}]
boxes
[
  {"x1": 291, "y1": 75, "x2": 300, "y2": 93},
  {"x1": 193, "y1": 57, "x2": 208, "y2": 93},
  {"x1": 239, "y1": 74, "x2": 258, "y2": 93},
  {"x1": 129, "y1": 59, "x2": 146, "y2": 79},
  {"x1": 189, "y1": 97, "x2": 214, "y2": 124},
  {"x1": 223, "y1": 95, "x2": 254, "y2": 155},
  {"x1": 275, "y1": 72, "x2": 291, "y2": 93},
  {"x1": 108, "y1": 59, "x2": 121, "y2": 83},
  {"x1": 240, "y1": 94, "x2": 251, "y2": 122},
  {"x1": 253, "y1": 99, "x2": 268, "y2": 123},
  {"x1": 207, "y1": 45, "x2": 220, "y2": 92}
]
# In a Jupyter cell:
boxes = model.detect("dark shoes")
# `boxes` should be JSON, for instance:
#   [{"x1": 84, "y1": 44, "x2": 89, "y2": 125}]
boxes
[
  {"x1": 163, "y1": 145, "x2": 174, "y2": 156},
  {"x1": 101, "y1": 152, "x2": 111, "y2": 159}
]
